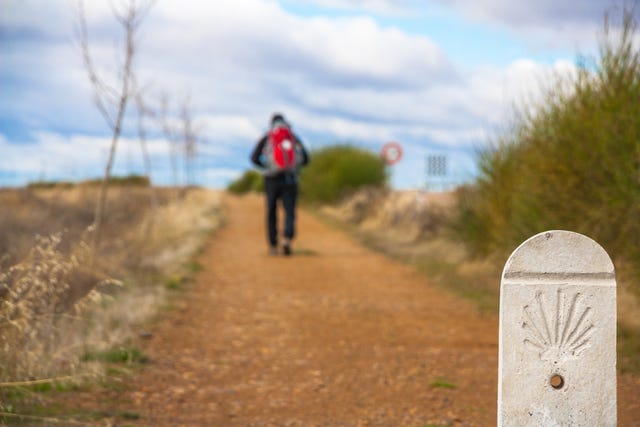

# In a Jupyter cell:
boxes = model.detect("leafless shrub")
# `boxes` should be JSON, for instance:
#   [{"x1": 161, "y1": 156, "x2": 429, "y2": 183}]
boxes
[
  {"x1": 76, "y1": 0, "x2": 155, "y2": 246},
  {"x1": 157, "y1": 92, "x2": 203, "y2": 192}
]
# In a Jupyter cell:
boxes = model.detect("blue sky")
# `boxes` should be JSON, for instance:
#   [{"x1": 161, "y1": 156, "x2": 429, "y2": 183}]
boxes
[{"x1": 0, "y1": 0, "x2": 615, "y2": 188}]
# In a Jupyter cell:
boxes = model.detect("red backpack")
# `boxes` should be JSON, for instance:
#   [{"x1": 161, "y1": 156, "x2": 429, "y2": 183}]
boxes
[{"x1": 268, "y1": 124, "x2": 296, "y2": 170}]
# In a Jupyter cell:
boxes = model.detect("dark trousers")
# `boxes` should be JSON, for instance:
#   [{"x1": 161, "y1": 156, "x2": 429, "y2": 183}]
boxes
[{"x1": 264, "y1": 174, "x2": 298, "y2": 247}]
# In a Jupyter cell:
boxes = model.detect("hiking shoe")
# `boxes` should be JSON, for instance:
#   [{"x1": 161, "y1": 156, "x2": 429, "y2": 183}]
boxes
[
  {"x1": 269, "y1": 246, "x2": 278, "y2": 256},
  {"x1": 283, "y1": 243, "x2": 292, "y2": 256}
]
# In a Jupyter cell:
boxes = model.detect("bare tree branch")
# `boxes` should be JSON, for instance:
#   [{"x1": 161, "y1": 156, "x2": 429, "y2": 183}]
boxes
[
  {"x1": 157, "y1": 93, "x2": 181, "y2": 188},
  {"x1": 179, "y1": 94, "x2": 199, "y2": 187},
  {"x1": 131, "y1": 74, "x2": 158, "y2": 217},
  {"x1": 75, "y1": 0, "x2": 155, "y2": 247},
  {"x1": 76, "y1": 0, "x2": 116, "y2": 129}
]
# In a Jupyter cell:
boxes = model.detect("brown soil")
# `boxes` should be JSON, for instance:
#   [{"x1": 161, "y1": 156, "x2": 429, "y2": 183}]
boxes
[{"x1": 56, "y1": 194, "x2": 640, "y2": 426}]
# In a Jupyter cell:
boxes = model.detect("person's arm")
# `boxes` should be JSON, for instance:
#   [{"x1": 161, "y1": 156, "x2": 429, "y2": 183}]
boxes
[
  {"x1": 294, "y1": 134, "x2": 309, "y2": 166},
  {"x1": 250, "y1": 135, "x2": 268, "y2": 167}
]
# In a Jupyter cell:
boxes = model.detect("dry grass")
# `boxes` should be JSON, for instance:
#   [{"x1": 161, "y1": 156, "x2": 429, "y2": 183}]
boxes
[
  {"x1": 322, "y1": 188, "x2": 452, "y2": 244},
  {"x1": 0, "y1": 233, "x2": 94, "y2": 382},
  {"x1": 0, "y1": 186, "x2": 221, "y2": 388}
]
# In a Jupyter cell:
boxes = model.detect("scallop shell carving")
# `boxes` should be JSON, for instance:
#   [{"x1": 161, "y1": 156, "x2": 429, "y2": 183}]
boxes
[{"x1": 522, "y1": 289, "x2": 594, "y2": 361}]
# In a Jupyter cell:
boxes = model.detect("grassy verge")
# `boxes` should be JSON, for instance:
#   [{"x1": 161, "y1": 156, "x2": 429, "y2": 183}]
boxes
[{"x1": 0, "y1": 352, "x2": 146, "y2": 426}]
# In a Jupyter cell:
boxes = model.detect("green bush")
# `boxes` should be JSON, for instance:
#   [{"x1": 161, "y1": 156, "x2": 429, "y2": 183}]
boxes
[
  {"x1": 452, "y1": 7, "x2": 640, "y2": 291},
  {"x1": 26, "y1": 181, "x2": 75, "y2": 189},
  {"x1": 82, "y1": 175, "x2": 151, "y2": 187},
  {"x1": 300, "y1": 145, "x2": 387, "y2": 203},
  {"x1": 26, "y1": 175, "x2": 151, "y2": 189},
  {"x1": 227, "y1": 169, "x2": 264, "y2": 194}
]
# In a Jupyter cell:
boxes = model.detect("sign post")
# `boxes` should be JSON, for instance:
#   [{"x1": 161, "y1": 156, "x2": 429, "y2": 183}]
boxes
[{"x1": 381, "y1": 142, "x2": 403, "y2": 166}]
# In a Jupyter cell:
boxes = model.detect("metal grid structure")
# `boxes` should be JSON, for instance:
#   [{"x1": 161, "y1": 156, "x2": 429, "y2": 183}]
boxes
[{"x1": 425, "y1": 154, "x2": 449, "y2": 191}]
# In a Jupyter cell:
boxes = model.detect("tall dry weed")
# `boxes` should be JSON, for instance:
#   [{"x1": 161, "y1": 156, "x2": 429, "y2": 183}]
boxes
[
  {"x1": 0, "y1": 186, "x2": 221, "y2": 386},
  {"x1": 0, "y1": 233, "x2": 95, "y2": 381}
]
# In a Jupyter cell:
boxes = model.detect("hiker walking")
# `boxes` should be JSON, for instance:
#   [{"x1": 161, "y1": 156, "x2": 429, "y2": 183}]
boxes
[{"x1": 251, "y1": 113, "x2": 309, "y2": 256}]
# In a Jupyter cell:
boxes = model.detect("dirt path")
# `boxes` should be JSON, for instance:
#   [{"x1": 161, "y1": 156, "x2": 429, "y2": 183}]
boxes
[{"x1": 70, "y1": 194, "x2": 640, "y2": 426}]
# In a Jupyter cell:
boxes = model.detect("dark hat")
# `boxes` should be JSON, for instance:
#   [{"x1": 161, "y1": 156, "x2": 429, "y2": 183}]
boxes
[{"x1": 271, "y1": 112, "x2": 286, "y2": 125}]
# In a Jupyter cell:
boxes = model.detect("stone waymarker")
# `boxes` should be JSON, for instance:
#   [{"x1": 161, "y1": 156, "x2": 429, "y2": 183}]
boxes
[{"x1": 498, "y1": 230, "x2": 616, "y2": 426}]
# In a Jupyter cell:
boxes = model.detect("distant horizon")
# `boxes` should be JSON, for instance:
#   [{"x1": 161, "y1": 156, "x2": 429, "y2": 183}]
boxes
[{"x1": 5, "y1": 170, "x2": 462, "y2": 193}]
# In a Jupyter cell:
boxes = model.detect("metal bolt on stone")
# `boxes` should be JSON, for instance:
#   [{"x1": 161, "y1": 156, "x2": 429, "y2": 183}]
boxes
[{"x1": 498, "y1": 230, "x2": 616, "y2": 426}]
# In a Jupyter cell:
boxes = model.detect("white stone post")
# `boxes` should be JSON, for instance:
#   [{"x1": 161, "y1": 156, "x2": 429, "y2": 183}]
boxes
[{"x1": 498, "y1": 230, "x2": 616, "y2": 426}]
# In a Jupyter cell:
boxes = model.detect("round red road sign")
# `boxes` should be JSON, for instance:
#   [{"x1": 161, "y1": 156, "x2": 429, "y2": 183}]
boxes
[{"x1": 381, "y1": 142, "x2": 403, "y2": 165}]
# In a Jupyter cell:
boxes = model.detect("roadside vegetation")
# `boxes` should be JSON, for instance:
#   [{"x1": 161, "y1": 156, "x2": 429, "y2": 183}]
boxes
[
  {"x1": 450, "y1": 6, "x2": 640, "y2": 372},
  {"x1": 227, "y1": 169, "x2": 264, "y2": 194},
  {"x1": 0, "y1": 181, "x2": 221, "y2": 422},
  {"x1": 452, "y1": 7, "x2": 640, "y2": 294},
  {"x1": 227, "y1": 145, "x2": 388, "y2": 203},
  {"x1": 299, "y1": 145, "x2": 387, "y2": 203}
]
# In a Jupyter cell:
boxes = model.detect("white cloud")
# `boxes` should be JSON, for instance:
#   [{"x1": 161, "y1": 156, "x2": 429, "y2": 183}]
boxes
[
  {"x1": 442, "y1": 0, "x2": 611, "y2": 28},
  {"x1": 201, "y1": 167, "x2": 244, "y2": 183},
  {"x1": 133, "y1": 0, "x2": 458, "y2": 149},
  {"x1": 291, "y1": 0, "x2": 417, "y2": 16},
  {"x1": 0, "y1": 132, "x2": 103, "y2": 181},
  {"x1": 300, "y1": 16, "x2": 452, "y2": 87},
  {"x1": 0, "y1": 131, "x2": 171, "y2": 179},
  {"x1": 2, "y1": 0, "x2": 74, "y2": 37},
  {"x1": 434, "y1": 0, "x2": 614, "y2": 52},
  {"x1": 139, "y1": 0, "x2": 453, "y2": 96},
  {"x1": 286, "y1": 0, "x2": 612, "y2": 51},
  {"x1": 199, "y1": 114, "x2": 262, "y2": 144},
  {"x1": 285, "y1": 57, "x2": 578, "y2": 149}
]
